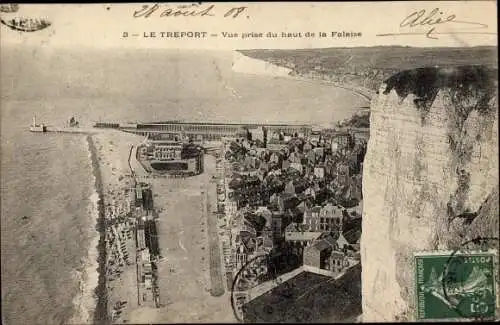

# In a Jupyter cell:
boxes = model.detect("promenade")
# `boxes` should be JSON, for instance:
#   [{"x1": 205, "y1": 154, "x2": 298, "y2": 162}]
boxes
[
  {"x1": 205, "y1": 175, "x2": 225, "y2": 296},
  {"x1": 128, "y1": 154, "x2": 235, "y2": 323}
]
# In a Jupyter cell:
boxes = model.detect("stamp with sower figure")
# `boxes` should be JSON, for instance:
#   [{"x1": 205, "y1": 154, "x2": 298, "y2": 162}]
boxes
[{"x1": 414, "y1": 237, "x2": 499, "y2": 321}]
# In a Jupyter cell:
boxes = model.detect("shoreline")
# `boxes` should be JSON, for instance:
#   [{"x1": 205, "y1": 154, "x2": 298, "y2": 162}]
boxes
[
  {"x1": 87, "y1": 134, "x2": 109, "y2": 325},
  {"x1": 289, "y1": 74, "x2": 374, "y2": 103},
  {"x1": 232, "y1": 51, "x2": 374, "y2": 104},
  {"x1": 93, "y1": 130, "x2": 143, "y2": 324}
]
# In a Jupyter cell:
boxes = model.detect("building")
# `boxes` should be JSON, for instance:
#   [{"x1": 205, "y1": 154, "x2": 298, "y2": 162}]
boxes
[
  {"x1": 319, "y1": 203, "x2": 344, "y2": 230},
  {"x1": 303, "y1": 206, "x2": 322, "y2": 231},
  {"x1": 328, "y1": 251, "x2": 348, "y2": 274},
  {"x1": 271, "y1": 213, "x2": 283, "y2": 243},
  {"x1": 307, "y1": 150, "x2": 316, "y2": 164},
  {"x1": 284, "y1": 179, "x2": 308, "y2": 195},
  {"x1": 350, "y1": 128, "x2": 370, "y2": 145},
  {"x1": 281, "y1": 159, "x2": 290, "y2": 170},
  {"x1": 139, "y1": 141, "x2": 204, "y2": 176},
  {"x1": 303, "y1": 235, "x2": 347, "y2": 275},
  {"x1": 336, "y1": 163, "x2": 350, "y2": 184},
  {"x1": 331, "y1": 140, "x2": 339, "y2": 153},
  {"x1": 230, "y1": 213, "x2": 258, "y2": 272},
  {"x1": 314, "y1": 166, "x2": 325, "y2": 179},
  {"x1": 271, "y1": 193, "x2": 300, "y2": 213},
  {"x1": 121, "y1": 121, "x2": 312, "y2": 141},
  {"x1": 255, "y1": 228, "x2": 274, "y2": 254},
  {"x1": 135, "y1": 184, "x2": 144, "y2": 207},
  {"x1": 248, "y1": 126, "x2": 265, "y2": 143},
  {"x1": 303, "y1": 237, "x2": 332, "y2": 269},
  {"x1": 302, "y1": 203, "x2": 343, "y2": 232},
  {"x1": 289, "y1": 162, "x2": 303, "y2": 174},
  {"x1": 336, "y1": 232, "x2": 350, "y2": 252},
  {"x1": 136, "y1": 217, "x2": 155, "y2": 307},
  {"x1": 151, "y1": 141, "x2": 183, "y2": 160},
  {"x1": 331, "y1": 131, "x2": 354, "y2": 154},
  {"x1": 284, "y1": 222, "x2": 323, "y2": 243},
  {"x1": 225, "y1": 199, "x2": 238, "y2": 216},
  {"x1": 138, "y1": 145, "x2": 149, "y2": 160},
  {"x1": 309, "y1": 132, "x2": 321, "y2": 144},
  {"x1": 289, "y1": 151, "x2": 301, "y2": 164},
  {"x1": 313, "y1": 147, "x2": 324, "y2": 160},
  {"x1": 269, "y1": 152, "x2": 281, "y2": 165},
  {"x1": 303, "y1": 141, "x2": 313, "y2": 152},
  {"x1": 137, "y1": 248, "x2": 154, "y2": 304},
  {"x1": 267, "y1": 141, "x2": 288, "y2": 151}
]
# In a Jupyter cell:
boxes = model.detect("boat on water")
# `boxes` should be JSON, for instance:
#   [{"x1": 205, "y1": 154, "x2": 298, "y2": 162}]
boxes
[
  {"x1": 30, "y1": 115, "x2": 47, "y2": 133},
  {"x1": 0, "y1": 17, "x2": 51, "y2": 32}
]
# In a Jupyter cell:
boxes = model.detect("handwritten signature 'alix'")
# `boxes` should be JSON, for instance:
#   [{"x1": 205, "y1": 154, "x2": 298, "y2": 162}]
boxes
[{"x1": 378, "y1": 8, "x2": 492, "y2": 39}]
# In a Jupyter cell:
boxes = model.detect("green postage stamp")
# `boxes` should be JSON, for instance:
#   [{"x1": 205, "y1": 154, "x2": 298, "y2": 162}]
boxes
[{"x1": 414, "y1": 249, "x2": 498, "y2": 321}]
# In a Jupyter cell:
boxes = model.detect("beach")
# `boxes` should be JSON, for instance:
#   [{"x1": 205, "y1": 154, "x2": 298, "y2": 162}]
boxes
[
  {"x1": 67, "y1": 136, "x2": 104, "y2": 325},
  {"x1": 89, "y1": 130, "x2": 143, "y2": 324},
  {"x1": 85, "y1": 130, "x2": 237, "y2": 323}
]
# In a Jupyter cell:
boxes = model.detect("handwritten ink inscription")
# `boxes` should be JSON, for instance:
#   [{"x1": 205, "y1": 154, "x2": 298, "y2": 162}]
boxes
[
  {"x1": 377, "y1": 8, "x2": 490, "y2": 39},
  {"x1": 133, "y1": 3, "x2": 247, "y2": 19}
]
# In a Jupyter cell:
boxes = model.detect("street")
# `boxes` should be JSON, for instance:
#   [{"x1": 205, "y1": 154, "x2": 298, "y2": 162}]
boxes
[{"x1": 128, "y1": 154, "x2": 235, "y2": 323}]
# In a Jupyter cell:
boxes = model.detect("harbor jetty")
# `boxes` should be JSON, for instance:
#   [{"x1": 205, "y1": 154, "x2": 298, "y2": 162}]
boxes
[{"x1": 29, "y1": 116, "x2": 105, "y2": 135}]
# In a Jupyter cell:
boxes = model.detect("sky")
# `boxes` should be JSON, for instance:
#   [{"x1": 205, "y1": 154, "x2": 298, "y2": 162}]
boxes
[{"x1": 0, "y1": 2, "x2": 497, "y2": 50}]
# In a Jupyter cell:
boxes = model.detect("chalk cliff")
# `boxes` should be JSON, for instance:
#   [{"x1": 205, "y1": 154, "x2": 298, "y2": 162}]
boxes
[
  {"x1": 361, "y1": 66, "x2": 499, "y2": 321},
  {"x1": 232, "y1": 51, "x2": 292, "y2": 77}
]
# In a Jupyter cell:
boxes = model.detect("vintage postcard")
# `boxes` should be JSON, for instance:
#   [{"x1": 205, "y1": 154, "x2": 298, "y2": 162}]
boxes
[{"x1": 1, "y1": 2, "x2": 498, "y2": 324}]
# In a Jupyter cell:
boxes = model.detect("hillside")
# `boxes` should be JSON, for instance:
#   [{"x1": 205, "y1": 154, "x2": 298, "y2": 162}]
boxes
[{"x1": 238, "y1": 46, "x2": 498, "y2": 96}]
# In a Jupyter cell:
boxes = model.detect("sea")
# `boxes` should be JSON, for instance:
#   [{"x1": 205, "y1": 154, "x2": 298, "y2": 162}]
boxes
[{"x1": 0, "y1": 45, "x2": 366, "y2": 325}]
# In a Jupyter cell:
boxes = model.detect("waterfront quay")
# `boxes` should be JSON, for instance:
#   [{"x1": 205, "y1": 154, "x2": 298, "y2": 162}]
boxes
[{"x1": 96, "y1": 121, "x2": 313, "y2": 141}]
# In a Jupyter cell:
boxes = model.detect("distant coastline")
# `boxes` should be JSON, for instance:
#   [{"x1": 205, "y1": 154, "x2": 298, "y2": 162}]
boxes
[
  {"x1": 289, "y1": 74, "x2": 373, "y2": 103},
  {"x1": 232, "y1": 50, "x2": 292, "y2": 77},
  {"x1": 235, "y1": 46, "x2": 499, "y2": 106},
  {"x1": 232, "y1": 50, "x2": 373, "y2": 104}
]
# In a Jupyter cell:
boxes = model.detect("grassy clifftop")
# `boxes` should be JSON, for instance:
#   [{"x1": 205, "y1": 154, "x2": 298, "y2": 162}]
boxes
[{"x1": 238, "y1": 46, "x2": 498, "y2": 94}]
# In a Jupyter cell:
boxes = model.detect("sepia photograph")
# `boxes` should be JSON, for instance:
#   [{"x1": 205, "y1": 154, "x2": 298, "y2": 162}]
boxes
[{"x1": 1, "y1": 2, "x2": 498, "y2": 324}]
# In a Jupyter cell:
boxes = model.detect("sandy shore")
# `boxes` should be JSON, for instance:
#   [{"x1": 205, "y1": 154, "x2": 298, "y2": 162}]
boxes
[
  {"x1": 83, "y1": 135, "x2": 107, "y2": 325},
  {"x1": 88, "y1": 129, "x2": 236, "y2": 323},
  {"x1": 91, "y1": 130, "x2": 144, "y2": 324},
  {"x1": 290, "y1": 74, "x2": 374, "y2": 103}
]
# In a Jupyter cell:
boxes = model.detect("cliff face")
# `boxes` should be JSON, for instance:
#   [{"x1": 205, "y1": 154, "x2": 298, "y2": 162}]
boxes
[
  {"x1": 232, "y1": 51, "x2": 292, "y2": 77},
  {"x1": 361, "y1": 66, "x2": 499, "y2": 321}
]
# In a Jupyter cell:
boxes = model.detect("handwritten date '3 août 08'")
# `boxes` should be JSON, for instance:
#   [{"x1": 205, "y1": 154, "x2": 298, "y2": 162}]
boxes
[
  {"x1": 132, "y1": 3, "x2": 247, "y2": 19},
  {"x1": 378, "y1": 8, "x2": 490, "y2": 39}
]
